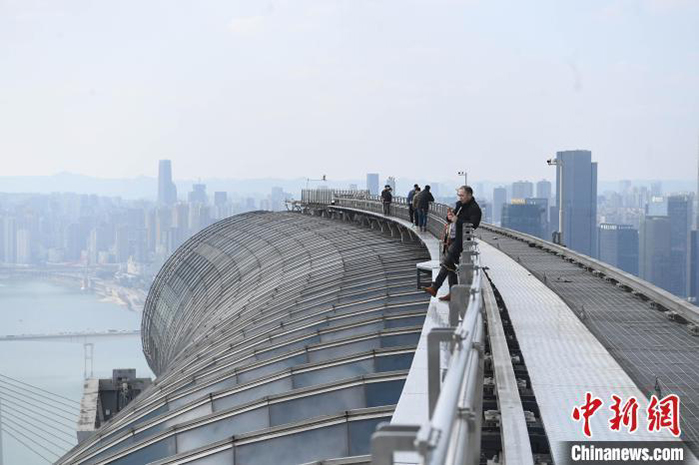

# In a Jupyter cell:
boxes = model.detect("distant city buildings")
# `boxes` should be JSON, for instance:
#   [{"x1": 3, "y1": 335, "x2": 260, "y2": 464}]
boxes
[
  {"x1": 640, "y1": 215, "x2": 672, "y2": 292},
  {"x1": 366, "y1": 173, "x2": 379, "y2": 196},
  {"x1": 492, "y1": 187, "x2": 507, "y2": 225},
  {"x1": 511, "y1": 181, "x2": 534, "y2": 200},
  {"x1": 158, "y1": 160, "x2": 178, "y2": 206},
  {"x1": 598, "y1": 224, "x2": 639, "y2": 276},
  {"x1": 667, "y1": 194, "x2": 693, "y2": 298},
  {"x1": 386, "y1": 176, "x2": 396, "y2": 192},
  {"x1": 555, "y1": 150, "x2": 598, "y2": 258},
  {"x1": 691, "y1": 231, "x2": 699, "y2": 303},
  {"x1": 536, "y1": 180, "x2": 552, "y2": 201},
  {"x1": 188, "y1": 184, "x2": 208, "y2": 204},
  {"x1": 501, "y1": 199, "x2": 547, "y2": 240},
  {"x1": 0, "y1": 162, "x2": 292, "y2": 276}
]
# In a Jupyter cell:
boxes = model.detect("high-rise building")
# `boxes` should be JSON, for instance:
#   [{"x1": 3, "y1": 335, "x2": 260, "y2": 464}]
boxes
[
  {"x1": 88, "y1": 224, "x2": 110, "y2": 265},
  {"x1": 386, "y1": 176, "x2": 396, "y2": 192},
  {"x1": 16, "y1": 228, "x2": 32, "y2": 264},
  {"x1": 2, "y1": 216, "x2": 16, "y2": 263},
  {"x1": 271, "y1": 187, "x2": 285, "y2": 211},
  {"x1": 511, "y1": 181, "x2": 534, "y2": 200},
  {"x1": 155, "y1": 207, "x2": 173, "y2": 255},
  {"x1": 64, "y1": 223, "x2": 83, "y2": 261},
  {"x1": 115, "y1": 225, "x2": 131, "y2": 263},
  {"x1": 158, "y1": 160, "x2": 178, "y2": 206},
  {"x1": 481, "y1": 200, "x2": 492, "y2": 224},
  {"x1": 640, "y1": 215, "x2": 672, "y2": 292},
  {"x1": 696, "y1": 136, "x2": 699, "y2": 229},
  {"x1": 548, "y1": 205, "x2": 559, "y2": 242},
  {"x1": 555, "y1": 150, "x2": 598, "y2": 257},
  {"x1": 188, "y1": 184, "x2": 208, "y2": 204},
  {"x1": 214, "y1": 192, "x2": 228, "y2": 207},
  {"x1": 690, "y1": 230, "x2": 699, "y2": 303},
  {"x1": 492, "y1": 187, "x2": 507, "y2": 225},
  {"x1": 366, "y1": 173, "x2": 379, "y2": 196},
  {"x1": 598, "y1": 224, "x2": 639, "y2": 276},
  {"x1": 651, "y1": 182, "x2": 663, "y2": 197},
  {"x1": 526, "y1": 198, "x2": 549, "y2": 239},
  {"x1": 667, "y1": 195, "x2": 693, "y2": 298},
  {"x1": 646, "y1": 196, "x2": 667, "y2": 216},
  {"x1": 536, "y1": 180, "x2": 552, "y2": 200},
  {"x1": 501, "y1": 200, "x2": 547, "y2": 239}
]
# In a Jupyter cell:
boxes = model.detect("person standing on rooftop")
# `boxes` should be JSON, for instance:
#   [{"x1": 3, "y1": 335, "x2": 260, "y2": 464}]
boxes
[
  {"x1": 422, "y1": 185, "x2": 482, "y2": 301},
  {"x1": 407, "y1": 184, "x2": 419, "y2": 225},
  {"x1": 411, "y1": 186, "x2": 422, "y2": 227},
  {"x1": 416, "y1": 185, "x2": 434, "y2": 232},
  {"x1": 381, "y1": 184, "x2": 393, "y2": 216}
]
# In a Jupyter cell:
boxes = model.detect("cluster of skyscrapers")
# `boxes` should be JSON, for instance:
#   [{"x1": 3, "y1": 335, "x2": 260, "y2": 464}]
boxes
[
  {"x1": 489, "y1": 150, "x2": 698, "y2": 303},
  {"x1": 0, "y1": 161, "x2": 291, "y2": 278}
]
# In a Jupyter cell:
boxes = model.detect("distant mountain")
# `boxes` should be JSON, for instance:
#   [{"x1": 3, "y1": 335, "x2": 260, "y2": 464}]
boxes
[
  {"x1": 0, "y1": 173, "x2": 368, "y2": 200},
  {"x1": 0, "y1": 173, "x2": 695, "y2": 200}
]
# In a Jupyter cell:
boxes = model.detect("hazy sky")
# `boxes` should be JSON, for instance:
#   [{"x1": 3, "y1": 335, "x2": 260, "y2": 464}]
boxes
[{"x1": 1, "y1": 0, "x2": 697, "y2": 182}]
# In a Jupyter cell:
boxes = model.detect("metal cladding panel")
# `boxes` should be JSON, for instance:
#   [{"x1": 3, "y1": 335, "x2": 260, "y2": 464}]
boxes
[{"x1": 57, "y1": 211, "x2": 429, "y2": 465}]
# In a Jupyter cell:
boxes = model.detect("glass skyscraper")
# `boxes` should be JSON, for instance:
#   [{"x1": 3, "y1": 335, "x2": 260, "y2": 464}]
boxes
[
  {"x1": 640, "y1": 215, "x2": 672, "y2": 293},
  {"x1": 492, "y1": 187, "x2": 507, "y2": 225},
  {"x1": 158, "y1": 159, "x2": 178, "y2": 206},
  {"x1": 598, "y1": 223, "x2": 639, "y2": 276},
  {"x1": 555, "y1": 150, "x2": 598, "y2": 258},
  {"x1": 667, "y1": 194, "x2": 693, "y2": 298}
]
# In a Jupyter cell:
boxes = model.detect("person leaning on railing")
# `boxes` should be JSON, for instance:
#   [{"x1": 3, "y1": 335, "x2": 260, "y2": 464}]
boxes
[{"x1": 422, "y1": 185, "x2": 482, "y2": 302}]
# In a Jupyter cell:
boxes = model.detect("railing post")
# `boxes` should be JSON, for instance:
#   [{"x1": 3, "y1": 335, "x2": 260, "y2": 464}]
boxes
[
  {"x1": 449, "y1": 284, "x2": 469, "y2": 327},
  {"x1": 427, "y1": 327, "x2": 455, "y2": 418},
  {"x1": 370, "y1": 424, "x2": 420, "y2": 465}
]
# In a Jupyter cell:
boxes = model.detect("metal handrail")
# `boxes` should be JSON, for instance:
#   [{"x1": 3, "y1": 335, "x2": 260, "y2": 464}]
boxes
[
  {"x1": 306, "y1": 192, "x2": 484, "y2": 465},
  {"x1": 304, "y1": 190, "x2": 699, "y2": 464},
  {"x1": 324, "y1": 190, "x2": 699, "y2": 329},
  {"x1": 479, "y1": 222, "x2": 699, "y2": 327},
  {"x1": 414, "y1": 265, "x2": 484, "y2": 465}
]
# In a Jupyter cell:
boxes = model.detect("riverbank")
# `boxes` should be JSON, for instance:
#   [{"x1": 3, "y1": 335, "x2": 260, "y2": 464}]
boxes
[{"x1": 0, "y1": 267, "x2": 147, "y2": 312}]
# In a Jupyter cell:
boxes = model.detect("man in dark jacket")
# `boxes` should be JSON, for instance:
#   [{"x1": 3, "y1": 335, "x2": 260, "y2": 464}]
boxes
[
  {"x1": 416, "y1": 185, "x2": 435, "y2": 232},
  {"x1": 422, "y1": 185, "x2": 482, "y2": 301},
  {"x1": 381, "y1": 185, "x2": 393, "y2": 216},
  {"x1": 407, "y1": 184, "x2": 419, "y2": 224}
]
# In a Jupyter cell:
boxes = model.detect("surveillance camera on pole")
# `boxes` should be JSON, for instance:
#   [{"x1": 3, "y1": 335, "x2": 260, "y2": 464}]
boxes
[
  {"x1": 547, "y1": 158, "x2": 564, "y2": 245},
  {"x1": 458, "y1": 170, "x2": 467, "y2": 186}
]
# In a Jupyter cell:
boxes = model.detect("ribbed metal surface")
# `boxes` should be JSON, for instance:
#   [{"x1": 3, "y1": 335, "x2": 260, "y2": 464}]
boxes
[
  {"x1": 479, "y1": 228, "x2": 699, "y2": 453},
  {"x1": 57, "y1": 211, "x2": 430, "y2": 465}
]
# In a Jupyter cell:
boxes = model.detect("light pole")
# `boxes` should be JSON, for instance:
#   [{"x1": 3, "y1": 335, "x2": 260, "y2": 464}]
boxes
[
  {"x1": 547, "y1": 158, "x2": 564, "y2": 246},
  {"x1": 305, "y1": 174, "x2": 327, "y2": 189},
  {"x1": 457, "y1": 170, "x2": 467, "y2": 187}
]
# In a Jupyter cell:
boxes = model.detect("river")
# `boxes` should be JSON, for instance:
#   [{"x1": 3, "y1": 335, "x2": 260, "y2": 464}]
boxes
[{"x1": 0, "y1": 278, "x2": 152, "y2": 465}]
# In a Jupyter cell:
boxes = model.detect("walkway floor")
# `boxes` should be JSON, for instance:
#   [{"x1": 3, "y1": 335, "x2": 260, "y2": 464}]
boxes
[{"x1": 479, "y1": 239, "x2": 695, "y2": 463}]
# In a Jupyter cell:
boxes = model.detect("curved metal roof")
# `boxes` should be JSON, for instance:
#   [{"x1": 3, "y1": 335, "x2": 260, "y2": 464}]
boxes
[{"x1": 57, "y1": 211, "x2": 430, "y2": 465}]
